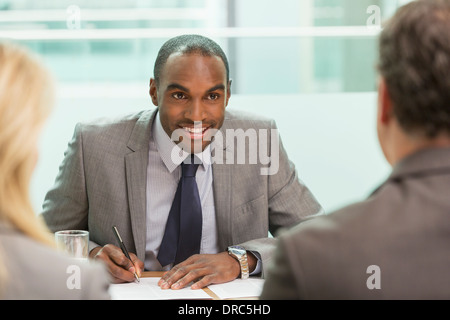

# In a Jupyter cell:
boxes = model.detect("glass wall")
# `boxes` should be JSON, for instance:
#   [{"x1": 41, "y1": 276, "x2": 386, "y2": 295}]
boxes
[
  {"x1": 0, "y1": 0, "x2": 409, "y2": 212},
  {"x1": 0, "y1": 0, "x2": 406, "y2": 92}
]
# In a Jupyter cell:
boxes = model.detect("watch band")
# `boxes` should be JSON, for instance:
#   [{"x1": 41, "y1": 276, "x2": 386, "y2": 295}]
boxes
[
  {"x1": 237, "y1": 251, "x2": 249, "y2": 279},
  {"x1": 228, "y1": 246, "x2": 250, "y2": 279}
]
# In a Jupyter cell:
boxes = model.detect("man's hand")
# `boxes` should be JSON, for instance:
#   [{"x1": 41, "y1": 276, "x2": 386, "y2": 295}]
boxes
[
  {"x1": 90, "y1": 244, "x2": 144, "y2": 283},
  {"x1": 158, "y1": 251, "x2": 256, "y2": 290}
]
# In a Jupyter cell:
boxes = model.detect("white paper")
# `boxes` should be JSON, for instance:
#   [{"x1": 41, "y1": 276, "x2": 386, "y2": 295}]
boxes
[
  {"x1": 207, "y1": 278, "x2": 265, "y2": 299},
  {"x1": 109, "y1": 277, "x2": 212, "y2": 300}
]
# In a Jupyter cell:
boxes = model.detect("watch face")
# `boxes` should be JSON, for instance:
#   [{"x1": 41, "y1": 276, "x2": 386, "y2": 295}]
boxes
[{"x1": 229, "y1": 246, "x2": 246, "y2": 256}]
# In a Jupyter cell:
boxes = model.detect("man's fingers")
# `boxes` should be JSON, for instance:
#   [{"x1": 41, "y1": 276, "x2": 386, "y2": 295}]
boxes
[
  {"x1": 108, "y1": 246, "x2": 134, "y2": 270},
  {"x1": 130, "y1": 252, "x2": 144, "y2": 277},
  {"x1": 158, "y1": 258, "x2": 198, "y2": 289},
  {"x1": 92, "y1": 244, "x2": 141, "y2": 283},
  {"x1": 191, "y1": 274, "x2": 214, "y2": 290},
  {"x1": 108, "y1": 261, "x2": 137, "y2": 283},
  {"x1": 158, "y1": 252, "x2": 242, "y2": 290},
  {"x1": 158, "y1": 255, "x2": 217, "y2": 290},
  {"x1": 170, "y1": 267, "x2": 206, "y2": 290}
]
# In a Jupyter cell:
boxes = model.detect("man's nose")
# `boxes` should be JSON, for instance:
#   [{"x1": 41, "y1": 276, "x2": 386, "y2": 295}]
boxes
[{"x1": 185, "y1": 98, "x2": 206, "y2": 122}]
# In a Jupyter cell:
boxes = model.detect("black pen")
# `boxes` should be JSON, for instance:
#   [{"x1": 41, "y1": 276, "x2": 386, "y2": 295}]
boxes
[{"x1": 112, "y1": 226, "x2": 140, "y2": 283}]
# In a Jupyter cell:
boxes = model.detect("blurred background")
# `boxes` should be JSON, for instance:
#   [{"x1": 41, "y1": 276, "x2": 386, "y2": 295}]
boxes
[{"x1": 0, "y1": 0, "x2": 411, "y2": 214}]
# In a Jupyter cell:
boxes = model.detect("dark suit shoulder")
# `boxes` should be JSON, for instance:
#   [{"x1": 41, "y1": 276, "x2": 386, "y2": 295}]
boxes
[
  {"x1": 278, "y1": 177, "x2": 423, "y2": 269},
  {"x1": 279, "y1": 197, "x2": 378, "y2": 250}
]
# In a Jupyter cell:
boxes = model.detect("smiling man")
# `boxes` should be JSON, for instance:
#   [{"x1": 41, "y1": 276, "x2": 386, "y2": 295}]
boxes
[
  {"x1": 41, "y1": 34, "x2": 323, "y2": 289},
  {"x1": 152, "y1": 49, "x2": 228, "y2": 155}
]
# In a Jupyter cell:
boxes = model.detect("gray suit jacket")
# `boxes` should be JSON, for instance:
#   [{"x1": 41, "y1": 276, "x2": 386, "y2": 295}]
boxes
[
  {"x1": 42, "y1": 108, "x2": 322, "y2": 275},
  {"x1": 0, "y1": 222, "x2": 110, "y2": 300},
  {"x1": 261, "y1": 147, "x2": 450, "y2": 299}
]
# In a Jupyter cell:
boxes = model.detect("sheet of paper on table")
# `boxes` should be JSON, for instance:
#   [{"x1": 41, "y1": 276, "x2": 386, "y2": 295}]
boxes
[
  {"x1": 207, "y1": 278, "x2": 265, "y2": 299},
  {"x1": 109, "y1": 277, "x2": 212, "y2": 300}
]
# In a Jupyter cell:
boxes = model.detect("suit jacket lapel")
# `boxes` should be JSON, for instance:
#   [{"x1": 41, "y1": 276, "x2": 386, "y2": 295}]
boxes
[{"x1": 125, "y1": 108, "x2": 157, "y2": 261}]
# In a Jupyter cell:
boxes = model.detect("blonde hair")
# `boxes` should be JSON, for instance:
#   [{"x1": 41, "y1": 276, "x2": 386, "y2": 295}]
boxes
[{"x1": 0, "y1": 42, "x2": 56, "y2": 288}]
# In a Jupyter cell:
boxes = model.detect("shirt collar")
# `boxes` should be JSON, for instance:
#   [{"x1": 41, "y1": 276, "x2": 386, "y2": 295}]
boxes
[{"x1": 153, "y1": 111, "x2": 211, "y2": 173}]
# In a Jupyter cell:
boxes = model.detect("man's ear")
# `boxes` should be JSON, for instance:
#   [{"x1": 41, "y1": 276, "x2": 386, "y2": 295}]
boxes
[
  {"x1": 225, "y1": 79, "x2": 232, "y2": 107},
  {"x1": 149, "y1": 78, "x2": 158, "y2": 106},
  {"x1": 378, "y1": 77, "x2": 393, "y2": 125}
]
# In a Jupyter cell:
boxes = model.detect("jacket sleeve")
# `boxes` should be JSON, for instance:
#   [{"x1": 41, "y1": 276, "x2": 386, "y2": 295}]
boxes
[
  {"x1": 41, "y1": 123, "x2": 100, "y2": 251},
  {"x1": 259, "y1": 238, "x2": 301, "y2": 299},
  {"x1": 238, "y1": 119, "x2": 323, "y2": 277}
]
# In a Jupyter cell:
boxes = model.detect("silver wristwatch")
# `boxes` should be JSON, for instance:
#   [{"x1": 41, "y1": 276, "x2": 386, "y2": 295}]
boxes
[{"x1": 228, "y1": 245, "x2": 249, "y2": 279}]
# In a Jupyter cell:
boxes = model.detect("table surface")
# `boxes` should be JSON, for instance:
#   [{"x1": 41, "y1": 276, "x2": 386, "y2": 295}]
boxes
[{"x1": 141, "y1": 271, "x2": 258, "y2": 300}]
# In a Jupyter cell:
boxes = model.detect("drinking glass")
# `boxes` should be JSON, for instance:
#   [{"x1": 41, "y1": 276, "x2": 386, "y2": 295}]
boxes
[{"x1": 55, "y1": 230, "x2": 89, "y2": 260}]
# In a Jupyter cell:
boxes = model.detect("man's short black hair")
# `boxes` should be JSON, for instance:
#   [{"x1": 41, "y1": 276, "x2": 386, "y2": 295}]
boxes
[{"x1": 153, "y1": 34, "x2": 230, "y2": 86}]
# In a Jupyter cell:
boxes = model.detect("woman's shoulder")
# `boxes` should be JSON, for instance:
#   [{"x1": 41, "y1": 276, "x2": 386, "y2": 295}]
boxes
[{"x1": 0, "y1": 223, "x2": 111, "y2": 300}]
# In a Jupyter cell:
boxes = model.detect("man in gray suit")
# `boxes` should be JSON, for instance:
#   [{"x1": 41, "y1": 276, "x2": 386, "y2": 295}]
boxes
[
  {"x1": 42, "y1": 35, "x2": 322, "y2": 289},
  {"x1": 260, "y1": 0, "x2": 450, "y2": 300}
]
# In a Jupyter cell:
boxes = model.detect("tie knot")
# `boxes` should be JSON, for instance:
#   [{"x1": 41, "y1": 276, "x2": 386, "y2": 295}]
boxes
[{"x1": 182, "y1": 155, "x2": 200, "y2": 177}]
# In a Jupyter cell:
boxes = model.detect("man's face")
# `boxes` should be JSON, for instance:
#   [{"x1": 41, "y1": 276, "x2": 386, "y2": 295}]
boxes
[{"x1": 150, "y1": 52, "x2": 231, "y2": 153}]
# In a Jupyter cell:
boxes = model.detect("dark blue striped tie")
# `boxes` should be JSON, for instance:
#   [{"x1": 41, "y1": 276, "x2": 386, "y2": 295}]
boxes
[{"x1": 157, "y1": 155, "x2": 203, "y2": 267}]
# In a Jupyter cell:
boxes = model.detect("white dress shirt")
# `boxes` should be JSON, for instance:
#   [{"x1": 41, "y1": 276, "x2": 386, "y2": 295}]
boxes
[{"x1": 145, "y1": 111, "x2": 219, "y2": 270}]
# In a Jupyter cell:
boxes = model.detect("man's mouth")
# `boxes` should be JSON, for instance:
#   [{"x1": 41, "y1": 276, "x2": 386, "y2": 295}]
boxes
[{"x1": 180, "y1": 125, "x2": 211, "y2": 139}]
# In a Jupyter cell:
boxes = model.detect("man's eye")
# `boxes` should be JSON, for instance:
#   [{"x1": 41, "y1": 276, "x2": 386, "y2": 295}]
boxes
[
  {"x1": 172, "y1": 92, "x2": 186, "y2": 100},
  {"x1": 207, "y1": 93, "x2": 220, "y2": 100}
]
